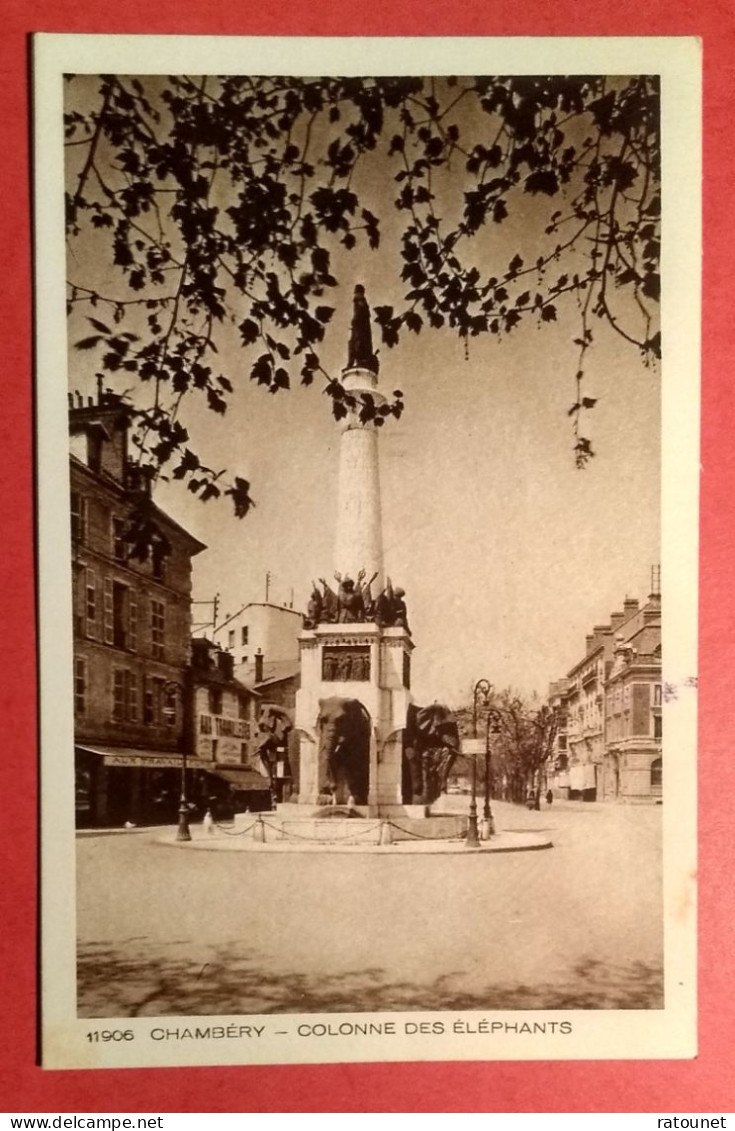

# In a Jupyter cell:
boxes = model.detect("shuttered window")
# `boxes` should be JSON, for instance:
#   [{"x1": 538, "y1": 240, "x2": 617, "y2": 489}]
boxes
[
  {"x1": 128, "y1": 591, "x2": 138, "y2": 652},
  {"x1": 71, "y1": 493, "x2": 87, "y2": 544},
  {"x1": 74, "y1": 658, "x2": 87, "y2": 715},
  {"x1": 128, "y1": 671, "x2": 138, "y2": 722},
  {"x1": 112, "y1": 668, "x2": 126, "y2": 722},
  {"x1": 85, "y1": 569, "x2": 97, "y2": 638},
  {"x1": 151, "y1": 600, "x2": 165, "y2": 660},
  {"x1": 112, "y1": 668, "x2": 139, "y2": 723},
  {"x1": 103, "y1": 579, "x2": 114, "y2": 644}
]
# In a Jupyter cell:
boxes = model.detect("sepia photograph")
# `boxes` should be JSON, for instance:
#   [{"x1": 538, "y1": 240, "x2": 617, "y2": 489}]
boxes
[{"x1": 35, "y1": 35, "x2": 700, "y2": 1069}]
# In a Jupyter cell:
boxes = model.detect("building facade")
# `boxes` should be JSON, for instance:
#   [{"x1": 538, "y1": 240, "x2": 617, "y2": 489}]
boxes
[
  {"x1": 602, "y1": 593, "x2": 662, "y2": 802},
  {"x1": 547, "y1": 678, "x2": 571, "y2": 797},
  {"x1": 70, "y1": 391, "x2": 206, "y2": 826},
  {"x1": 188, "y1": 638, "x2": 271, "y2": 813},
  {"x1": 549, "y1": 587, "x2": 662, "y2": 803},
  {"x1": 213, "y1": 602, "x2": 303, "y2": 668}
]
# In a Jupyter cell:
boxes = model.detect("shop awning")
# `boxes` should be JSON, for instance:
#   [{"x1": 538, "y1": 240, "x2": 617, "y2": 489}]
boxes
[
  {"x1": 569, "y1": 762, "x2": 597, "y2": 790},
  {"x1": 77, "y1": 747, "x2": 270, "y2": 789},
  {"x1": 76, "y1": 745, "x2": 186, "y2": 769},
  {"x1": 200, "y1": 765, "x2": 270, "y2": 791}
]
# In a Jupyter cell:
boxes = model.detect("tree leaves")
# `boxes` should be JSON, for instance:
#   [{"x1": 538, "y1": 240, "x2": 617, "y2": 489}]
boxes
[{"x1": 65, "y1": 72, "x2": 660, "y2": 510}]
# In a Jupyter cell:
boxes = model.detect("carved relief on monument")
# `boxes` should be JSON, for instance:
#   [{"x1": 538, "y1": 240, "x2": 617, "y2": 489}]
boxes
[{"x1": 322, "y1": 645, "x2": 371, "y2": 682}]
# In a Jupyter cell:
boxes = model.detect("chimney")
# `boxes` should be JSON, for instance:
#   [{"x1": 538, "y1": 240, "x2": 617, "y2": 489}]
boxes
[
  {"x1": 610, "y1": 611, "x2": 625, "y2": 632},
  {"x1": 622, "y1": 597, "x2": 639, "y2": 621},
  {"x1": 585, "y1": 634, "x2": 595, "y2": 655},
  {"x1": 67, "y1": 393, "x2": 74, "y2": 409},
  {"x1": 254, "y1": 648, "x2": 264, "y2": 684},
  {"x1": 217, "y1": 650, "x2": 234, "y2": 680},
  {"x1": 593, "y1": 623, "x2": 611, "y2": 647},
  {"x1": 644, "y1": 593, "x2": 661, "y2": 622}
]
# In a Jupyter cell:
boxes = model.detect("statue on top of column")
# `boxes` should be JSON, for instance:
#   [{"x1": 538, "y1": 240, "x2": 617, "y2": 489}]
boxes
[
  {"x1": 305, "y1": 571, "x2": 408, "y2": 630},
  {"x1": 346, "y1": 284, "x2": 379, "y2": 373}
]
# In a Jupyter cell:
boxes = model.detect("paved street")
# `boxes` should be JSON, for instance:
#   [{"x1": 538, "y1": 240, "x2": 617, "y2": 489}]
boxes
[{"x1": 77, "y1": 801, "x2": 663, "y2": 1016}]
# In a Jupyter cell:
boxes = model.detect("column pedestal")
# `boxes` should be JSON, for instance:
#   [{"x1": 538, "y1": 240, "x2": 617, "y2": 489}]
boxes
[{"x1": 294, "y1": 622, "x2": 413, "y2": 815}]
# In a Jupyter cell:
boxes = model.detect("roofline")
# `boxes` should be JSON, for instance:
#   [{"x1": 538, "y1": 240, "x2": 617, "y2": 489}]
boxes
[
  {"x1": 567, "y1": 643, "x2": 604, "y2": 679},
  {"x1": 70, "y1": 456, "x2": 207, "y2": 554},
  {"x1": 244, "y1": 601, "x2": 303, "y2": 615},
  {"x1": 253, "y1": 673, "x2": 300, "y2": 688}
]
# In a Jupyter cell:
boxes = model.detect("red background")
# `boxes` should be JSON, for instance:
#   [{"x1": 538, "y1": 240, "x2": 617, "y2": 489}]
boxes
[{"x1": 1, "y1": 1, "x2": 733, "y2": 1114}]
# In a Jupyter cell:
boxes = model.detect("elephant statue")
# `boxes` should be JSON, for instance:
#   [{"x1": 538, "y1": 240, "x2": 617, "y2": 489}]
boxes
[
  {"x1": 402, "y1": 702, "x2": 460, "y2": 806},
  {"x1": 256, "y1": 703, "x2": 293, "y2": 786},
  {"x1": 316, "y1": 696, "x2": 371, "y2": 806}
]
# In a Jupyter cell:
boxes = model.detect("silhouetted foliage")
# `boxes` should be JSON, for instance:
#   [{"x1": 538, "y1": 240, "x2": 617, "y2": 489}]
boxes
[{"x1": 65, "y1": 74, "x2": 660, "y2": 509}]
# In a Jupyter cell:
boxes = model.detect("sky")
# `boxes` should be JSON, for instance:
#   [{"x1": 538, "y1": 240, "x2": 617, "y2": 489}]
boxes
[{"x1": 64, "y1": 74, "x2": 661, "y2": 707}]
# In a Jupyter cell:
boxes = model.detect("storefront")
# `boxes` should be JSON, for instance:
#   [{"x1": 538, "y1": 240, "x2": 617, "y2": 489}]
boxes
[
  {"x1": 568, "y1": 761, "x2": 598, "y2": 801},
  {"x1": 75, "y1": 746, "x2": 273, "y2": 826}
]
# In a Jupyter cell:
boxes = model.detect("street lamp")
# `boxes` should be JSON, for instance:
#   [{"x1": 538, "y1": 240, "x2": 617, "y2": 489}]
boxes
[
  {"x1": 484, "y1": 710, "x2": 502, "y2": 837},
  {"x1": 162, "y1": 680, "x2": 190, "y2": 842},
  {"x1": 466, "y1": 678, "x2": 492, "y2": 848}
]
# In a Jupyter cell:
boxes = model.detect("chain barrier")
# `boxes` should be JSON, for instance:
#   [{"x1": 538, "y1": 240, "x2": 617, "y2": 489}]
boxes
[
  {"x1": 385, "y1": 820, "x2": 465, "y2": 842},
  {"x1": 211, "y1": 819, "x2": 258, "y2": 837},
  {"x1": 259, "y1": 818, "x2": 380, "y2": 844},
  {"x1": 205, "y1": 815, "x2": 467, "y2": 846}
]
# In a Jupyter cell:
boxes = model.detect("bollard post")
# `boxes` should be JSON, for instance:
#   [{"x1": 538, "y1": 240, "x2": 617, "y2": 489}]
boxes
[
  {"x1": 379, "y1": 820, "x2": 392, "y2": 846},
  {"x1": 253, "y1": 815, "x2": 266, "y2": 843}
]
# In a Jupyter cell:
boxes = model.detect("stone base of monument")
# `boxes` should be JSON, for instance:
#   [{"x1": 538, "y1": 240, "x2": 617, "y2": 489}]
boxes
[{"x1": 231, "y1": 804, "x2": 467, "y2": 844}]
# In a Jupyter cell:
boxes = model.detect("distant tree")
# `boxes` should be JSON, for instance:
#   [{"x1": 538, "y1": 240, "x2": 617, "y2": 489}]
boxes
[
  {"x1": 65, "y1": 74, "x2": 660, "y2": 516},
  {"x1": 459, "y1": 688, "x2": 559, "y2": 804}
]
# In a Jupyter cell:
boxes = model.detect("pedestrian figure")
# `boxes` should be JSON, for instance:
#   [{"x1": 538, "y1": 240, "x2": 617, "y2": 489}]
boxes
[
  {"x1": 203, "y1": 808, "x2": 214, "y2": 835},
  {"x1": 546, "y1": 789, "x2": 554, "y2": 807}
]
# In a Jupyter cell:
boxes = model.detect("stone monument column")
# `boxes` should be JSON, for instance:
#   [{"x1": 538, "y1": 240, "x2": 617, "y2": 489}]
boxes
[
  {"x1": 334, "y1": 285, "x2": 384, "y2": 590},
  {"x1": 294, "y1": 285, "x2": 413, "y2": 815},
  {"x1": 334, "y1": 371, "x2": 384, "y2": 590}
]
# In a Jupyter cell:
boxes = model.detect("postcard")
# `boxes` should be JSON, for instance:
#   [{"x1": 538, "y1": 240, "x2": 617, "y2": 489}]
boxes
[{"x1": 34, "y1": 34, "x2": 700, "y2": 1069}]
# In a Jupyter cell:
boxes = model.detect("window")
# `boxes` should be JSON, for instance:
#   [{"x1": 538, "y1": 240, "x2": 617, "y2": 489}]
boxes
[
  {"x1": 653, "y1": 684, "x2": 662, "y2": 706},
  {"x1": 85, "y1": 569, "x2": 97, "y2": 635},
  {"x1": 151, "y1": 600, "x2": 165, "y2": 660},
  {"x1": 128, "y1": 671, "x2": 139, "y2": 723},
  {"x1": 74, "y1": 658, "x2": 86, "y2": 715},
  {"x1": 112, "y1": 517, "x2": 127, "y2": 561},
  {"x1": 241, "y1": 626, "x2": 249, "y2": 647},
  {"x1": 654, "y1": 714, "x2": 662, "y2": 740},
  {"x1": 70, "y1": 493, "x2": 87, "y2": 544},
  {"x1": 152, "y1": 541, "x2": 167, "y2": 582},
  {"x1": 112, "y1": 669, "x2": 126, "y2": 722},
  {"x1": 144, "y1": 682, "x2": 155, "y2": 726},
  {"x1": 209, "y1": 687, "x2": 223, "y2": 715},
  {"x1": 112, "y1": 582, "x2": 137, "y2": 651},
  {"x1": 162, "y1": 684, "x2": 177, "y2": 727},
  {"x1": 241, "y1": 654, "x2": 248, "y2": 664},
  {"x1": 113, "y1": 668, "x2": 138, "y2": 723},
  {"x1": 228, "y1": 629, "x2": 235, "y2": 649},
  {"x1": 651, "y1": 757, "x2": 662, "y2": 789}
]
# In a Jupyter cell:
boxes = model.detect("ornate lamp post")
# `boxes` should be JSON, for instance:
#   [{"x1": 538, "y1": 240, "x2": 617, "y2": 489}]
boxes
[
  {"x1": 162, "y1": 680, "x2": 190, "y2": 842},
  {"x1": 465, "y1": 678, "x2": 492, "y2": 848},
  {"x1": 484, "y1": 710, "x2": 502, "y2": 837}
]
